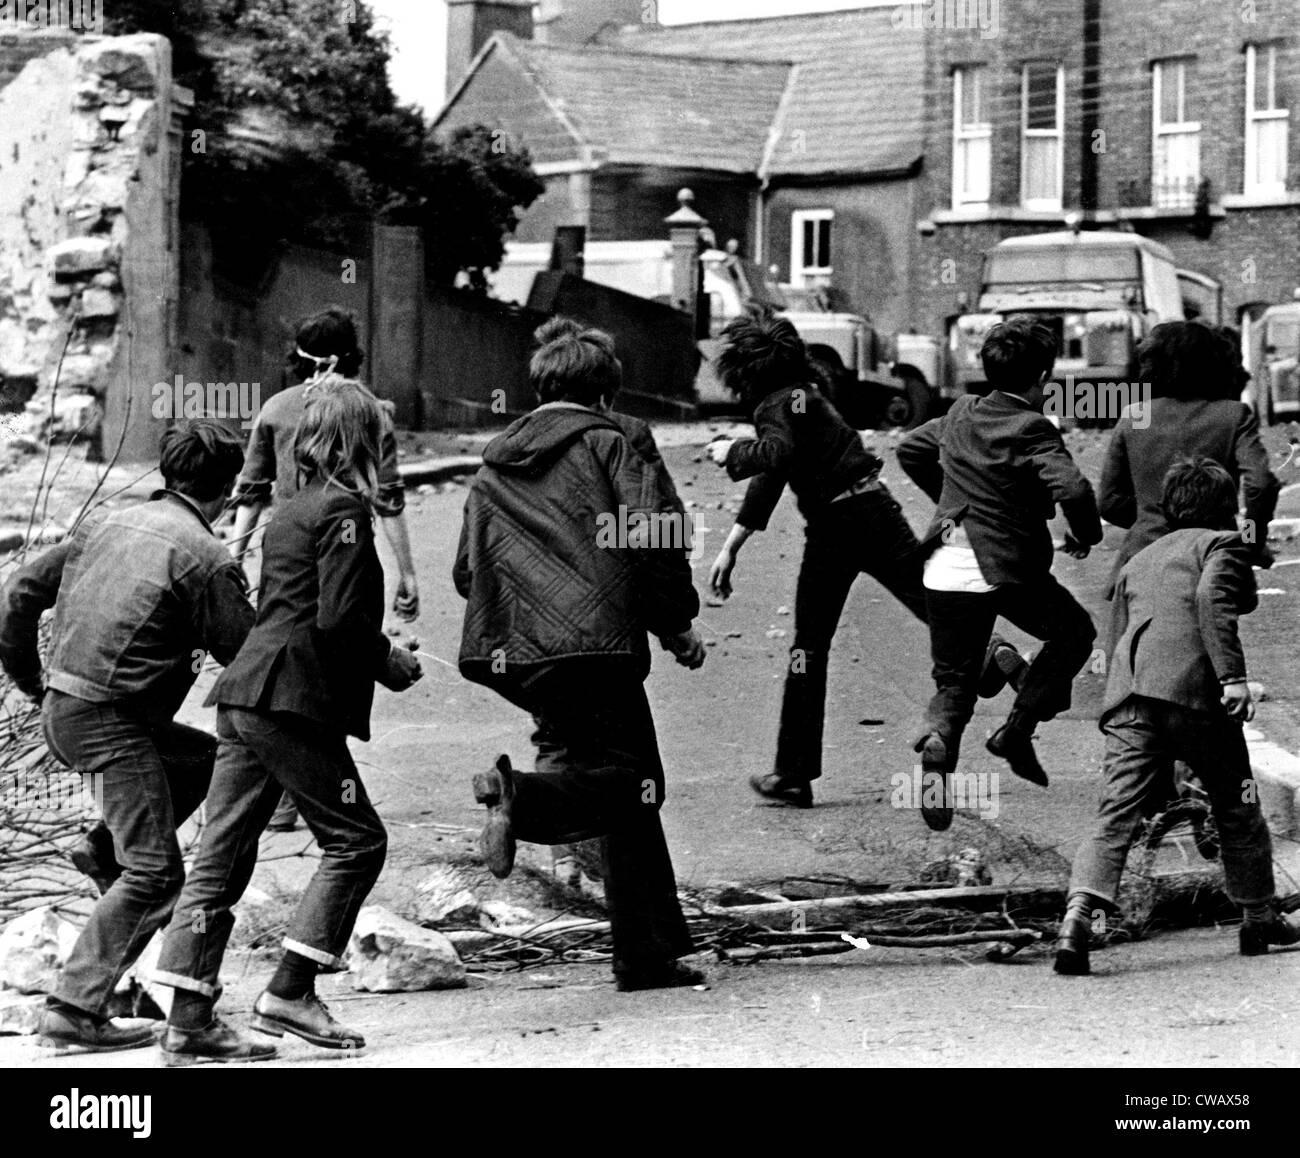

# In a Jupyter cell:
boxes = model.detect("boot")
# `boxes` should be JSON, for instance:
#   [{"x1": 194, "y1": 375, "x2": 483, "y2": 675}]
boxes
[
  {"x1": 914, "y1": 732, "x2": 953, "y2": 832},
  {"x1": 69, "y1": 822, "x2": 121, "y2": 897},
  {"x1": 1240, "y1": 906, "x2": 1300, "y2": 956},
  {"x1": 1053, "y1": 892, "x2": 1094, "y2": 975},
  {"x1": 162, "y1": 1018, "x2": 278, "y2": 1066},
  {"x1": 986, "y1": 711, "x2": 1049, "y2": 787},
  {"x1": 39, "y1": 1003, "x2": 155, "y2": 1054},
  {"x1": 977, "y1": 635, "x2": 1029, "y2": 698},
  {"x1": 252, "y1": 990, "x2": 365, "y2": 1050},
  {"x1": 749, "y1": 771, "x2": 813, "y2": 808},
  {"x1": 472, "y1": 753, "x2": 517, "y2": 879}
]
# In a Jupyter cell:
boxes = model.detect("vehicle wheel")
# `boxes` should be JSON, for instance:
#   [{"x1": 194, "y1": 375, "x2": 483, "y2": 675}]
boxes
[
  {"x1": 899, "y1": 372, "x2": 931, "y2": 430},
  {"x1": 881, "y1": 390, "x2": 913, "y2": 429}
]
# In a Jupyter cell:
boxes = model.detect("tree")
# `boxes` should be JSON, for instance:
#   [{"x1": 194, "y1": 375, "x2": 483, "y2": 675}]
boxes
[{"x1": 104, "y1": 0, "x2": 541, "y2": 285}]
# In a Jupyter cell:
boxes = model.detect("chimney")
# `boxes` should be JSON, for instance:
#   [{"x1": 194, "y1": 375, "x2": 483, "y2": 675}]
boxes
[
  {"x1": 535, "y1": 0, "x2": 647, "y2": 45},
  {"x1": 446, "y1": 0, "x2": 535, "y2": 98}
]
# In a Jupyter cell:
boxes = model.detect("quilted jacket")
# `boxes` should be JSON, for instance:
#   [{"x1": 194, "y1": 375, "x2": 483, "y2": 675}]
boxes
[{"x1": 454, "y1": 403, "x2": 699, "y2": 693}]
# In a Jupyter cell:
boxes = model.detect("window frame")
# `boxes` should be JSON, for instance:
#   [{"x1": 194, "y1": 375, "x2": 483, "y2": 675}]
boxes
[
  {"x1": 1245, "y1": 43, "x2": 1290, "y2": 197},
  {"x1": 1152, "y1": 58, "x2": 1202, "y2": 210},
  {"x1": 952, "y1": 65, "x2": 992, "y2": 210},
  {"x1": 789, "y1": 208, "x2": 834, "y2": 288},
  {"x1": 1020, "y1": 61, "x2": 1065, "y2": 211}
]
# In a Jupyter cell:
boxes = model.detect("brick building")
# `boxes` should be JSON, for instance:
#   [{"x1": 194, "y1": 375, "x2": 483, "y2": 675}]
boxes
[{"x1": 915, "y1": 0, "x2": 1300, "y2": 341}]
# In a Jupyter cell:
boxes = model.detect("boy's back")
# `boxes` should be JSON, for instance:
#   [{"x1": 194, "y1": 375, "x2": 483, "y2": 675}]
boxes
[{"x1": 1105, "y1": 527, "x2": 1257, "y2": 717}]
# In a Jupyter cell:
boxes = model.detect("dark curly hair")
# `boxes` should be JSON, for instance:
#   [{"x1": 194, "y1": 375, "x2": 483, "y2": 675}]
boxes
[
  {"x1": 713, "y1": 310, "x2": 811, "y2": 411},
  {"x1": 1137, "y1": 320, "x2": 1236, "y2": 401},
  {"x1": 289, "y1": 307, "x2": 365, "y2": 383}
]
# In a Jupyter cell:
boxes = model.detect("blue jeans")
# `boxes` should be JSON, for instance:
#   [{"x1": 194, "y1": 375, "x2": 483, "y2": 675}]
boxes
[
  {"x1": 42, "y1": 690, "x2": 215, "y2": 1017},
  {"x1": 155, "y1": 707, "x2": 387, "y2": 997},
  {"x1": 1069, "y1": 695, "x2": 1275, "y2": 908}
]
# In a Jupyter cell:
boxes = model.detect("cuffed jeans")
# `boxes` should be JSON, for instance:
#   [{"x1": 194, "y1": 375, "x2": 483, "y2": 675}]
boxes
[
  {"x1": 923, "y1": 575, "x2": 1096, "y2": 760},
  {"x1": 1069, "y1": 695, "x2": 1275, "y2": 908},
  {"x1": 42, "y1": 690, "x2": 215, "y2": 1017},
  {"x1": 513, "y1": 672, "x2": 693, "y2": 977},
  {"x1": 775, "y1": 487, "x2": 929, "y2": 782},
  {"x1": 155, "y1": 707, "x2": 386, "y2": 998}
]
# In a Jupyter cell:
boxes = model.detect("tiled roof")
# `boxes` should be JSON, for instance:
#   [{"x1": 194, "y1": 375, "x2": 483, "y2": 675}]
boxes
[
  {"x1": 606, "y1": 8, "x2": 925, "y2": 178},
  {"x1": 440, "y1": 35, "x2": 793, "y2": 174}
]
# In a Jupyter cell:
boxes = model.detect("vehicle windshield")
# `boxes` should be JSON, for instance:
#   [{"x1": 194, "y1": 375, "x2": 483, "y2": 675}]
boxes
[
  {"x1": 984, "y1": 247, "x2": 1141, "y2": 288},
  {"x1": 1267, "y1": 317, "x2": 1300, "y2": 354}
]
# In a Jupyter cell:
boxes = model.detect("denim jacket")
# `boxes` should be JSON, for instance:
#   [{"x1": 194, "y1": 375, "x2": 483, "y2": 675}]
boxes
[{"x1": 0, "y1": 491, "x2": 254, "y2": 721}]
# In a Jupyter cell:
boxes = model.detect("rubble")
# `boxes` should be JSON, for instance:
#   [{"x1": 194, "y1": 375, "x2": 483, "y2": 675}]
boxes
[
  {"x1": 0, "y1": 905, "x2": 79, "y2": 994},
  {"x1": 411, "y1": 866, "x2": 480, "y2": 925},
  {"x1": 0, "y1": 991, "x2": 45, "y2": 1036},
  {"x1": 348, "y1": 906, "x2": 467, "y2": 993}
]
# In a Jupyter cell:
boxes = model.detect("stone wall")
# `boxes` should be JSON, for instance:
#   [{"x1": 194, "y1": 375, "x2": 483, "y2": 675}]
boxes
[{"x1": 0, "y1": 30, "x2": 189, "y2": 463}]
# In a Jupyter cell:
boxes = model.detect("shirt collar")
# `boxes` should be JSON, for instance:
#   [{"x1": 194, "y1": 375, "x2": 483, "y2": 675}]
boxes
[
  {"x1": 993, "y1": 390, "x2": 1035, "y2": 409},
  {"x1": 150, "y1": 488, "x2": 215, "y2": 534}
]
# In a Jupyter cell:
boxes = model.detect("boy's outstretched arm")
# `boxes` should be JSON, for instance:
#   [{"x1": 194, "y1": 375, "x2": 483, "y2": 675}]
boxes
[
  {"x1": 1024, "y1": 423, "x2": 1103, "y2": 549},
  {"x1": 897, "y1": 417, "x2": 945, "y2": 503}
]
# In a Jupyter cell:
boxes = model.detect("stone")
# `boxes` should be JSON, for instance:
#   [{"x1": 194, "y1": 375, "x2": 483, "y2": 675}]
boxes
[
  {"x1": 478, "y1": 900, "x2": 539, "y2": 930},
  {"x1": 77, "y1": 37, "x2": 162, "y2": 94},
  {"x1": 412, "y1": 867, "x2": 480, "y2": 926},
  {"x1": 25, "y1": 392, "x2": 101, "y2": 441},
  {"x1": 348, "y1": 906, "x2": 466, "y2": 993},
  {"x1": 0, "y1": 906, "x2": 80, "y2": 995},
  {"x1": 0, "y1": 992, "x2": 45, "y2": 1036},
  {"x1": 49, "y1": 237, "x2": 119, "y2": 279},
  {"x1": 79, "y1": 287, "x2": 118, "y2": 319},
  {"x1": 91, "y1": 271, "x2": 121, "y2": 291}
]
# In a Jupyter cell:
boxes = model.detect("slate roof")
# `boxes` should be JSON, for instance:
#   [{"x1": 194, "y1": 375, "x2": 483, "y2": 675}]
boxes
[
  {"x1": 608, "y1": 8, "x2": 924, "y2": 178},
  {"x1": 436, "y1": 7, "x2": 924, "y2": 180}
]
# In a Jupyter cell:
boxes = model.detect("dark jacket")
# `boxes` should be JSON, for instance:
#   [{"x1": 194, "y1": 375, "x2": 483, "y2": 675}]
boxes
[
  {"x1": 234, "y1": 381, "x2": 406, "y2": 518},
  {"x1": 1104, "y1": 528, "x2": 1256, "y2": 718},
  {"x1": 1099, "y1": 397, "x2": 1279, "y2": 583},
  {"x1": 210, "y1": 478, "x2": 393, "y2": 740},
  {"x1": 726, "y1": 383, "x2": 883, "y2": 531},
  {"x1": 898, "y1": 391, "x2": 1102, "y2": 587},
  {"x1": 0, "y1": 491, "x2": 253, "y2": 721},
  {"x1": 454, "y1": 403, "x2": 698, "y2": 694}
]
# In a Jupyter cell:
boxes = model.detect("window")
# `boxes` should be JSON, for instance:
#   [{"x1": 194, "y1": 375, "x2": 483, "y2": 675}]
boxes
[
  {"x1": 953, "y1": 66, "x2": 991, "y2": 208},
  {"x1": 1021, "y1": 62, "x2": 1064, "y2": 209},
  {"x1": 790, "y1": 209, "x2": 832, "y2": 288},
  {"x1": 1152, "y1": 59, "x2": 1200, "y2": 210},
  {"x1": 1245, "y1": 44, "x2": 1289, "y2": 196}
]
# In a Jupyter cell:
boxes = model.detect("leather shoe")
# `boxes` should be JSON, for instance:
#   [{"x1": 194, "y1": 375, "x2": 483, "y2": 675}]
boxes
[
  {"x1": 1053, "y1": 915, "x2": 1091, "y2": 975},
  {"x1": 1240, "y1": 910, "x2": 1300, "y2": 956},
  {"x1": 915, "y1": 733, "x2": 953, "y2": 832},
  {"x1": 472, "y1": 754, "x2": 517, "y2": 879},
  {"x1": 977, "y1": 634, "x2": 1028, "y2": 698},
  {"x1": 252, "y1": 990, "x2": 365, "y2": 1050},
  {"x1": 615, "y1": 962, "x2": 705, "y2": 992},
  {"x1": 986, "y1": 721, "x2": 1049, "y2": 787},
  {"x1": 162, "y1": 1018, "x2": 278, "y2": 1067},
  {"x1": 749, "y1": 772, "x2": 813, "y2": 808},
  {"x1": 39, "y1": 1004, "x2": 155, "y2": 1054}
]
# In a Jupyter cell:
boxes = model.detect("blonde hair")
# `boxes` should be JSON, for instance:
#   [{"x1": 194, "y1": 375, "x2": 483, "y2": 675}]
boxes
[{"x1": 292, "y1": 375, "x2": 384, "y2": 504}]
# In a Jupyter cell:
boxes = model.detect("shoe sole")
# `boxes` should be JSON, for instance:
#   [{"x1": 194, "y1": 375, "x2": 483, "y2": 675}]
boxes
[
  {"x1": 40, "y1": 1033, "x2": 155, "y2": 1055},
  {"x1": 251, "y1": 1012, "x2": 366, "y2": 1052},
  {"x1": 918, "y1": 736, "x2": 953, "y2": 832},
  {"x1": 69, "y1": 849, "x2": 118, "y2": 896},
  {"x1": 1053, "y1": 950, "x2": 1091, "y2": 975},
  {"x1": 161, "y1": 1047, "x2": 278, "y2": 1067}
]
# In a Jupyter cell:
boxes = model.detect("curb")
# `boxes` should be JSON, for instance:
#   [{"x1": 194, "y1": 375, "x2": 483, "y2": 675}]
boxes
[
  {"x1": 398, "y1": 455, "x2": 481, "y2": 488},
  {"x1": 1246, "y1": 726, "x2": 1300, "y2": 840}
]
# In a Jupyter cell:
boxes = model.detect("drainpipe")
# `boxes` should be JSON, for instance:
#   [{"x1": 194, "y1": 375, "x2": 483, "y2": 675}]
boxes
[{"x1": 1080, "y1": 0, "x2": 1101, "y2": 220}]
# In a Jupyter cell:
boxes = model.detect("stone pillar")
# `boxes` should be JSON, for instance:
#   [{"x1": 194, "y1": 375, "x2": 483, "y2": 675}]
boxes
[
  {"x1": 371, "y1": 224, "x2": 425, "y2": 430},
  {"x1": 665, "y1": 188, "x2": 707, "y2": 338}
]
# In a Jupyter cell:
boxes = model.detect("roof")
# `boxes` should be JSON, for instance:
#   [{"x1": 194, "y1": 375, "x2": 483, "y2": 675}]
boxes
[
  {"x1": 436, "y1": 7, "x2": 924, "y2": 180},
  {"x1": 437, "y1": 35, "x2": 792, "y2": 174},
  {"x1": 996, "y1": 231, "x2": 1178, "y2": 261},
  {"x1": 605, "y1": 8, "x2": 924, "y2": 178}
]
